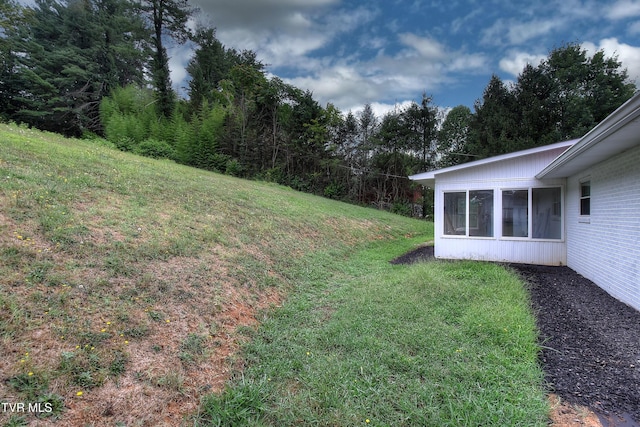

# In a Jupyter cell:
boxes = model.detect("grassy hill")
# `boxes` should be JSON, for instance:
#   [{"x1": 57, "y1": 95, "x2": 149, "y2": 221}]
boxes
[{"x1": 0, "y1": 123, "x2": 549, "y2": 426}]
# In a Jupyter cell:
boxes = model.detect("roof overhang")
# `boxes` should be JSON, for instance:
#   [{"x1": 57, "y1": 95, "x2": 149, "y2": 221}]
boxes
[
  {"x1": 537, "y1": 92, "x2": 640, "y2": 179},
  {"x1": 409, "y1": 140, "x2": 576, "y2": 187}
]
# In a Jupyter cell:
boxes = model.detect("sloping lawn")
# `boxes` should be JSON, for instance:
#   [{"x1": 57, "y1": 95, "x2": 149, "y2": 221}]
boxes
[
  {"x1": 0, "y1": 123, "x2": 548, "y2": 425},
  {"x1": 195, "y1": 239, "x2": 549, "y2": 426}
]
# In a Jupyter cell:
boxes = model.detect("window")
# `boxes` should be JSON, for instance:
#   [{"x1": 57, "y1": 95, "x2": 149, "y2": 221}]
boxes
[
  {"x1": 580, "y1": 180, "x2": 591, "y2": 216},
  {"x1": 532, "y1": 188, "x2": 562, "y2": 239},
  {"x1": 444, "y1": 190, "x2": 494, "y2": 237},
  {"x1": 444, "y1": 192, "x2": 466, "y2": 235},
  {"x1": 502, "y1": 190, "x2": 528, "y2": 237},
  {"x1": 502, "y1": 187, "x2": 562, "y2": 240},
  {"x1": 469, "y1": 190, "x2": 494, "y2": 237}
]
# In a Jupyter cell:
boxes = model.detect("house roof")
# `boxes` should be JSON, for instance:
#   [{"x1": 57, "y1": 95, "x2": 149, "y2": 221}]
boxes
[
  {"x1": 537, "y1": 91, "x2": 640, "y2": 179},
  {"x1": 410, "y1": 91, "x2": 640, "y2": 186},
  {"x1": 409, "y1": 140, "x2": 576, "y2": 187}
]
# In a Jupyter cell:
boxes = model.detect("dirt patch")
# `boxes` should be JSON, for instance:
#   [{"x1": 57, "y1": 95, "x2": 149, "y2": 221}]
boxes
[{"x1": 549, "y1": 394, "x2": 603, "y2": 427}]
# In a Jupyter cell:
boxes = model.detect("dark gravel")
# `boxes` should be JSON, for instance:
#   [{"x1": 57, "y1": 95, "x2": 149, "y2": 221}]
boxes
[
  {"x1": 389, "y1": 245, "x2": 434, "y2": 265},
  {"x1": 391, "y1": 247, "x2": 640, "y2": 424},
  {"x1": 511, "y1": 264, "x2": 640, "y2": 425}
]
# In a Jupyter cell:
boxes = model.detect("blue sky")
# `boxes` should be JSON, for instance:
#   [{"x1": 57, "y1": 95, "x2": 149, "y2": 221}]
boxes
[
  {"x1": 175, "y1": 0, "x2": 640, "y2": 117},
  {"x1": 15, "y1": 0, "x2": 640, "y2": 116}
]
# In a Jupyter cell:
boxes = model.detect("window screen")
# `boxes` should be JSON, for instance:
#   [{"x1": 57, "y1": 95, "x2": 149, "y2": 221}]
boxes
[
  {"x1": 469, "y1": 190, "x2": 494, "y2": 237},
  {"x1": 532, "y1": 188, "x2": 562, "y2": 239},
  {"x1": 444, "y1": 192, "x2": 466, "y2": 235},
  {"x1": 502, "y1": 190, "x2": 528, "y2": 237},
  {"x1": 580, "y1": 181, "x2": 591, "y2": 216}
]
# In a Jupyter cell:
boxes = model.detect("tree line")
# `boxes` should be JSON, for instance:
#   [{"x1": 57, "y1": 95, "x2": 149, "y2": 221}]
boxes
[{"x1": 1, "y1": 0, "x2": 636, "y2": 216}]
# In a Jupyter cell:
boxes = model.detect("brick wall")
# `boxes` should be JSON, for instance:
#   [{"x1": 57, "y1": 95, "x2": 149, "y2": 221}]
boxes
[{"x1": 567, "y1": 144, "x2": 640, "y2": 311}]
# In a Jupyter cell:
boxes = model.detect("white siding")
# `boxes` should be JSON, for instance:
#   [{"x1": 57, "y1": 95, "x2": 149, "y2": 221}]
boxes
[
  {"x1": 433, "y1": 147, "x2": 568, "y2": 265},
  {"x1": 566, "y1": 144, "x2": 640, "y2": 311}
]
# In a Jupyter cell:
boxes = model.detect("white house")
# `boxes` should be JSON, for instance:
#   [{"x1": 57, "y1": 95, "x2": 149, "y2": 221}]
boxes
[{"x1": 410, "y1": 92, "x2": 640, "y2": 311}]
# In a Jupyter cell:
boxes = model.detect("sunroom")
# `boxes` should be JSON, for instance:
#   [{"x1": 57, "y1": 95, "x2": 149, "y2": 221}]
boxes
[{"x1": 409, "y1": 140, "x2": 574, "y2": 265}]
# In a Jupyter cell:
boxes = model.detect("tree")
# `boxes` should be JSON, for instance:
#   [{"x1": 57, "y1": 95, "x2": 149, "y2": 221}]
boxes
[
  {"x1": 95, "y1": 0, "x2": 149, "y2": 92},
  {"x1": 537, "y1": 43, "x2": 635, "y2": 141},
  {"x1": 6, "y1": 0, "x2": 100, "y2": 135},
  {"x1": 358, "y1": 103, "x2": 378, "y2": 156},
  {"x1": 402, "y1": 93, "x2": 439, "y2": 170},
  {"x1": 467, "y1": 75, "x2": 519, "y2": 159},
  {"x1": 0, "y1": 0, "x2": 25, "y2": 120},
  {"x1": 254, "y1": 77, "x2": 296, "y2": 171},
  {"x1": 370, "y1": 110, "x2": 409, "y2": 205},
  {"x1": 467, "y1": 44, "x2": 636, "y2": 161},
  {"x1": 352, "y1": 103, "x2": 378, "y2": 202},
  {"x1": 437, "y1": 105, "x2": 472, "y2": 167},
  {"x1": 285, "y1": 88, "x2": 325, "y2": 186},
  {"x1": 512, "y1": 63, "x2": 557, "y2": 146},
  {"x1": 223, "y1": 62, "x2": 266, "y2": 168},
  {"x1": 466, "y1": 44, "x2": 635, "y2": 162},
  {"x1": 187, "y1": 27, "x2": 227, "y2": 112},
  {"x1": 137, "y1": 0, "x2": 193, "y2": 118},
  {"x1": 1, "y1": 0, "x2": 148, "y2": 135}
]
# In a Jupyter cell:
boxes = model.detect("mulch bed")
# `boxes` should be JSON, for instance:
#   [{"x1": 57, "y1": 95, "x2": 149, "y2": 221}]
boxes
[
  {"x1": 391, "y1": 247, "x2": 640, "y2": 425},
  {"x1": 511, "y1": 264, "x2": 640, "y2": 426},
  {"x1": 389, "y1": 245, "x2": 434, "y2": 265}
]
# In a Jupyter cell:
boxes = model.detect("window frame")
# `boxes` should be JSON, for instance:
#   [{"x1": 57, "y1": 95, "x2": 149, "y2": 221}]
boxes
[
  {"x1": 442, "y1": 189, "x2": 495, "y2": 239},
  {"x1": 579, "y1": 178, "x2": 591, "y2": 221},
  {"x1": 501, "y1": 188, "x2": 529, "y2": 238},
  {"x1": 443, "y1": 191, "x2": 467, "y2": 236},
  {"x1": 500, "y1": 186, "x2": 564, "y2": 241}
]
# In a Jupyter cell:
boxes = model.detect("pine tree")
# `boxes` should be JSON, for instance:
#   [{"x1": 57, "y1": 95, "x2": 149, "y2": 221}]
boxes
[
  {"x1": 2, "y1": 0, "x2": 148, "y2": 135},
  {"x1": 137, "y1": 0, "x2": 193, "y2": 118}
]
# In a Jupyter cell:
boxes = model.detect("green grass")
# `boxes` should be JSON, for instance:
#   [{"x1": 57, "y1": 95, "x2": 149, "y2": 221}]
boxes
[
  {"x1": 0, "y1": 122, "x2": 548, "y2": 426},
  {"x1": 194, "y1": 239, "x2": 549, "y2": 426}
]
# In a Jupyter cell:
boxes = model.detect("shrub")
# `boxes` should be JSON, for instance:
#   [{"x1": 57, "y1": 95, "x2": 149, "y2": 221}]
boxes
[
  {"x1": 260, "y1": 167, "x2": 284, "y2": 184},
  {"x1": 323, "y1": 181, "x2": 345, "y2": 199},
  {"x1": 133, "y1": 139, "x2": 177, "y2": 160},
  {"x1": 224, "y1": 158, "x2": 243, "y2": 176},
  {"x1": 391, "y1": 200, "x2": 412, "y2": 217}
]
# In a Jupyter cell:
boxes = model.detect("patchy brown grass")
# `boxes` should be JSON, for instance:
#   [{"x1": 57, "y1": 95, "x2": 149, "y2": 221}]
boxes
[
  {"x1": 1, "y1": 202, "x2": 283, "y2": 426},
  {"x1": 0, "y1": 128, "x2": 290, "y2": 425},
  {"x1": 2, "y1": 124, "x2": 420, "y2": 425}
]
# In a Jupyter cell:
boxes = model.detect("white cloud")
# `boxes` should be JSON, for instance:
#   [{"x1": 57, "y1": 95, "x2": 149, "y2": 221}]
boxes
[
  {"x1": 499, "y1": 51, "x2": 547, "y2": 76},
  {"x1": 169, "y1": 0, "x2": 640, "y2": 113},
  {"x1": 607, "y1": 0, "x2": 640, "y2": 20},
  {"x1": 582, "y1": 38, "x2": 640, "y2": 84},
  {"x1": 193, "y1": 0, "x2": 338, "y2": 31},
  {"x1": 197, "y1": 2, "x2": 378, "y2": 70},
  {"x1": 450, "y1": 8, "x2": 483, "y2": 34},
  {"x1": 481, "y1": 17, "x2": 565, "y2": 46},
  {"x1": 360, "y1": 35, "x2": 387, "y2": 51},
  {"x1": 348, "y1": 100, "x2": 415, "y2": 119},
  {"x1": 449, "y1": 53, "x2": 489, "y2": 73},
  {"x1": 282, "y1": 36, "x2": 488, "y2": 114},
  {"x1": 168, "y1": 44, "x2": 195, "y2": 94},
  {"x1": 398, "y1": 33, "x2": 447, "y2": 60},
  {"x1": 285, "y1": 65, "x2": 382, "y2": 111}
]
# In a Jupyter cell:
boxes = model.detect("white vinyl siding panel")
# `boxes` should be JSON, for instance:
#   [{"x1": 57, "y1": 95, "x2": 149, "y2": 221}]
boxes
[
  {"x1": 433, "y1": 146, "x2": 568, "y2": 265},
  {"x1": 566, "y1": 144, "x2": 640, "y2": 311}
]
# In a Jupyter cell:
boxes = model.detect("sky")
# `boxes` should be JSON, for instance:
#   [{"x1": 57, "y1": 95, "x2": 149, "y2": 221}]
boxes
[
  {"x1": 168, "y1": 0, "x2": 640, "y2": 117},
  {"x1": 14, "y1": 0, "x2": 640, "y2": 117}
]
